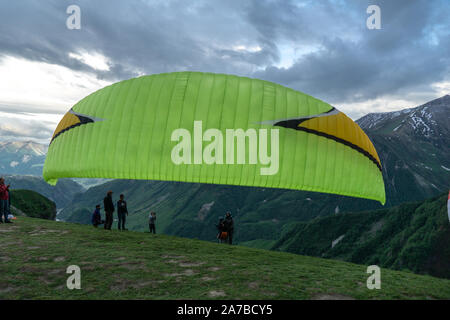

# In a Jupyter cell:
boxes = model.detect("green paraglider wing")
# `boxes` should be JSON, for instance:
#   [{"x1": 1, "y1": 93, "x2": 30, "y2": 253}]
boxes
[{"x1": 43, "y1": 72, "x2": 385, "y2": 204}]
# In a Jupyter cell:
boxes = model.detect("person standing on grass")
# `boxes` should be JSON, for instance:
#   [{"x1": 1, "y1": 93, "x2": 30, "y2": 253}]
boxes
[
  {"x1": 0, "y1": 177, "x2": 11, "y2": 224},
  {"x1": 103, "y1": 191, "x2": 115, "y2": 230},
  {"x1": 92, "y1": 205, "x2": 103, "y2": 228},
  {"x1": 117, "y1": 194, "x2": 128, "y2": 231},
  {"x1": 149, "y1": 211, "x2": 156, "y2": 234},
  {"x1": 223, "y1": 212, "x2": 234, "y2": 245}
]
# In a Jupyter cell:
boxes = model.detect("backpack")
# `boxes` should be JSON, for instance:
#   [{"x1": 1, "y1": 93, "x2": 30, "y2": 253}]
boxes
[{"x1": 219, "y1": 231, "x2": 228, "y2": 240}]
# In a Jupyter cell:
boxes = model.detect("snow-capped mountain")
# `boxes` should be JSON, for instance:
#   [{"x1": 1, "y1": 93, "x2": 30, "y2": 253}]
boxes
[
  {"x1": 358, "y1": 94, "x2": 450, "y2": 140},
  {"x1": 0, "y1": 140, "x2": 111, "y2": 188},
  {"x1": 357, "y1": 95, "x2": 450, "y2": 204},
  {"x1": 0, "y1": 141, "x2": 48, "y2": 175}
]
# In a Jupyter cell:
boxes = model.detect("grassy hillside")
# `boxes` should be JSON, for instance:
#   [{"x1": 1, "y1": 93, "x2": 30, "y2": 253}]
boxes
[
  {"x1": 10, "y1": 189, "x2": 57, "y2": 220},
  {"x1": 0, "y1": 217, "x2": 449, "y2": 299},
  {"x1": 273, "y1": 193, "x2": 450, "y2": 279},
  {"x1": 3, "y1": 175, "x2": 84, "y2": 208}
]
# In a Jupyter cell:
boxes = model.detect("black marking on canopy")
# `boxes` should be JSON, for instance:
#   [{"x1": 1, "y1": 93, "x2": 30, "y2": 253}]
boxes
[
  {"x1": 273, "y1": 107, "x2": 338, "y2": 128},
  {"x1": 273, "y1": 107, "x2": 382, "y2": 172},
  {"x1": 50, "y1": 115, "x2": 94, "y2": 145}
]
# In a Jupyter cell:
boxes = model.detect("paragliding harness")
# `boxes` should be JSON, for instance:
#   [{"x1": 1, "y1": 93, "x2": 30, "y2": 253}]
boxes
[
  {"x1": 216, "y1": 219, "x2": 227, "y2": 242},
  {"x1": 219, "y1": 231, "x2": 228, "y2": 240}
]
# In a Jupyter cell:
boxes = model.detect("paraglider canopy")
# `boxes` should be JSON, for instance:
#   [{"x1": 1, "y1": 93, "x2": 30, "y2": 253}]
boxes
[{"x1": 43, "y1": 72, "x2": 385, "y2": 204}]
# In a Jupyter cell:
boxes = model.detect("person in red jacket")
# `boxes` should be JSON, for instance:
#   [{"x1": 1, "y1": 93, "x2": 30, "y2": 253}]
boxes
[{"x1": 0, "y1": 177, "x2": 11, "y2": 223}]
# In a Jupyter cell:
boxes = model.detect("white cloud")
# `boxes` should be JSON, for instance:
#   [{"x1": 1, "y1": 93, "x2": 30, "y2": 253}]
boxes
[
  {"x1": 68, "y1": 51, "x2": 111, "y2": 71},
  {"x1": 0, "y1": 55, "x2": 112, "y2": 114},
  {"x1": 232, "y1": 45, "x2": 262, "y2": 52},
  {"x1": 431, "y1": 81, "x2": 450, "y2": 96}
]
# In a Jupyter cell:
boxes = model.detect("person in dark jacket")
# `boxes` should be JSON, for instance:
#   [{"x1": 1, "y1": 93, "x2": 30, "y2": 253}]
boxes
[
  {"x1": 117, "y1": 194, "x2": 128, "y2": 230},
  {"x1": 223, "y1": 212, "x2": 234, "y2": 245},
  {"x1": 103, "y1": 191, "x2": 114, "y2": 230},
  {"x1": 0, "y1": 177, "x2": 11, "y2": 223},
  {"x1": 149, "y1": 211, "x2": 156, "y2": 234},
  {"x1": 92, "y1": 205, "x2": 103, "y2": 228}
]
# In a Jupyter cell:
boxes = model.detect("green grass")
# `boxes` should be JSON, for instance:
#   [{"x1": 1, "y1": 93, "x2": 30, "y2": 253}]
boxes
[{"x1": 1, "y1": 217, "x2": 450, "y2": 300}]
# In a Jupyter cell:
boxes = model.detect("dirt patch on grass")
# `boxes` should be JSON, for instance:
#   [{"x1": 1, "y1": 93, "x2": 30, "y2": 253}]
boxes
[
  {"x1": 0, "y1": 256, "x2": 11, "y2": 262},
  {"x1": 54, "y1": 257, "x2": 66, "y2": 262},
  {"x1": 163, "y1": 269, "x2": 197, "y2": 277},
  {"x1": 133, "y1": 280, "x2": 165, "y2": 289},
  {"x1": 20, "y1": 265, "x2": 42, "y2": 273},
  {"x1": 101, "y1": 261, "x2": 146, "y2": 271},
  {"x1": 312, "y1": 293, "x2": 355, "y2": 300},
  {"x1": 163, "y1": 256, "x2": 204, "y2": 268},
  {"x1": 262, "y1": 291, "x2": 278, "y2": 297},
  {"x1": 208, "y1": 267, "x2": 221, "y2": 272},
  {"x1": 47, "y1": 269, "x2": 65, "y2": 275},
  {"x1": 208, "y1": 290, "x2": 226, "y2": 298},
  {"x1": 4, "y1": 241, "x2": 23, "y2": 246},
  {"x1": 0, "y1": 287, "x2": 16, "y2": 294},
  {"x1": 179, "y1": 262, "x2": 205, "y2": 267},
  {"x1": 29, "y1": 229, "x2": 63, "y2": 236},
  {"x1": 162, "y1": 254, "x2": 186, "y2": 259},
  {"x1": 120, "y1": 263, "x2": 145, "y2": 270},
  {"x1": 38, "y1": 276, "x2": 53, "y2": 285},
  {"x1": 201, "y1": 276, "x2": 216, "y2": 281},
  {"x1": 110, "y1": 279, "x2": 165, "y2": 291},
  {"x1": 166, "y1": 259, "x2": 180, "y2": 264},
  {"x1": 248, "y1": 281, "x2": 259, "y2": 289}
]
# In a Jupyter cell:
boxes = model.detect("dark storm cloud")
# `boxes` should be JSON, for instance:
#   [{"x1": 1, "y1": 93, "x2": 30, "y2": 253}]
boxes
[
  {"x1": 0, "y1": 0, "x2": 275, "y2": 80},
  {"x1": 0, "y1": 0, "x2": 448, "y2": 103},
  {"x1": 252, "y1": 0, "x2": 450, "y2": 104}
]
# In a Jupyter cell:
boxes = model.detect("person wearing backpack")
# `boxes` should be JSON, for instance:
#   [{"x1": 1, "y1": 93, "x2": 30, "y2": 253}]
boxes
[
  {"x1": 216, "y1": 218, "x2": 227, "y2": 243},
  {"x1": 0, "y1": 177, "x2": 11, "y2": 223},
  {"x1": 223, "y1": 212, "x2": 234, "y2": 245}
]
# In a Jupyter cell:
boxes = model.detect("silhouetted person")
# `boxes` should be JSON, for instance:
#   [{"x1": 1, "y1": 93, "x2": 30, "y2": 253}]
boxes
[
  {"x1": 0, "y1": 177, "x2": 11, "y2": 223},
  {"x1": 223, "y1": 212, "x2": 234, "y2": 245},
  {"x1": 103, "y1": 191, "x2": 114, "y2": 230},
  {"x1": 149, "y1": 211, "x2": 156, "y2": 234},
  {"x1": 117, "y1": 194, "x2": 128, "y2": 230},
  {"x1": 92, "y1": 205, "x2": 103, "y2": 228}
]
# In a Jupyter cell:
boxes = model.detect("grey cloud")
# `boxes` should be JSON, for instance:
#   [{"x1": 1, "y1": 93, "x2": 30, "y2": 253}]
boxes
[
  {"x1": 0, "y1": 0, "x2": 275, "y2": 80},
  {"x1": 0, "y1": 118, "x2": 54, "y2": 143},
  {"x1": 253, "y1": 0, "x2": 450, "y2": 104},
  {"x1": 0, "y1": 0, "x2": 448, "y2": 107}
]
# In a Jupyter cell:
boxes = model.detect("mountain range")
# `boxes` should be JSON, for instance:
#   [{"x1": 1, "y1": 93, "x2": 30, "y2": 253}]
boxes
[
  {"x1": 0, "y1": 141, "x2": 47, "y2": 176},
  {"x1": 357, "y1": 94, "x2": 450, "y2": 204}
]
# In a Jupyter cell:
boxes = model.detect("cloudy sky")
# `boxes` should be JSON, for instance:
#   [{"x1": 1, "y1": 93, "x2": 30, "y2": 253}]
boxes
[{"x1": 0, "y1": 0, "x2": 448, "y2": 144}]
